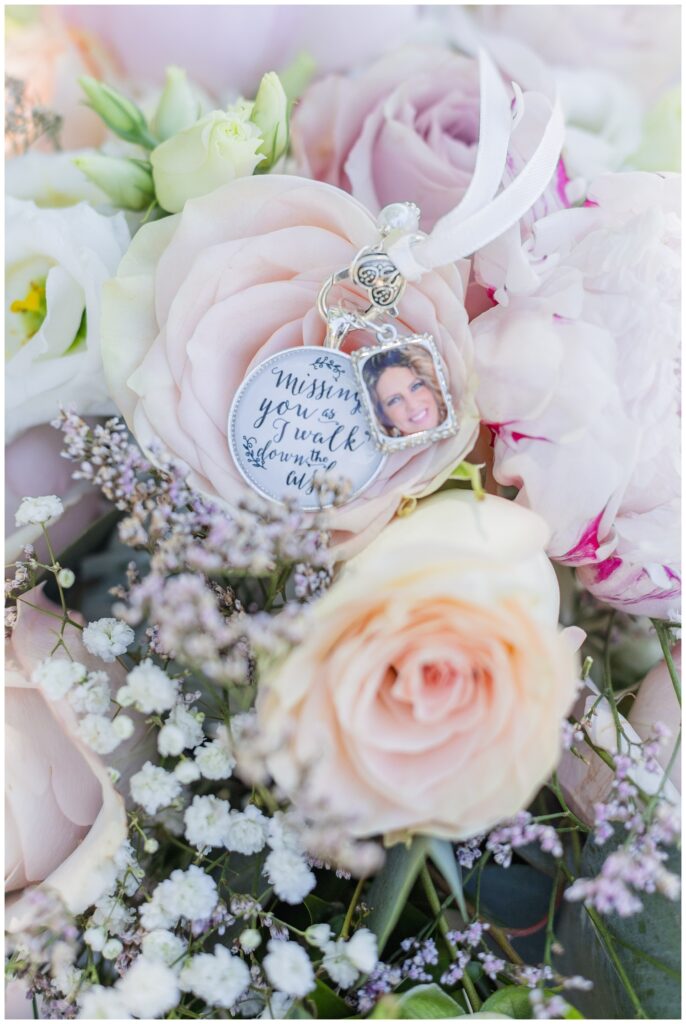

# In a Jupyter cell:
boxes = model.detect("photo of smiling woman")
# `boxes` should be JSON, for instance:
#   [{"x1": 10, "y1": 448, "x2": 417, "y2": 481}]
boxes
[{"x1": 362, "y1": 345, "x2": 448, "y2": 438}]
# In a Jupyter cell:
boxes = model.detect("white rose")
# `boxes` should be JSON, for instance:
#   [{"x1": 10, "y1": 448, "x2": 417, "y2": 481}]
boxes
[
  {"x1": 150, "y1": 107, "x2": 263, "y2": 213},
  {"x1": 5, "y1": 197, "x2": 130, "y2": 442}
]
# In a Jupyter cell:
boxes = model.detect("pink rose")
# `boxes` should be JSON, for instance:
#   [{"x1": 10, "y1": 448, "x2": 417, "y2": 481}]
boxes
[
  {"x1": 257, "y1": 491, "x2": 578, "y2": 840},
  {"x1": 473, "y1": 172, "x2": 680, "y2": 619},
  {"x1": 6, "y1": 424, "x2": 108, "y2": 565},
  {"x1": 102, "y1": 175, "x2": 479, "y2": 556},
  {"x1": 292, "y1": 45, "x2": 569, "y2": 231},
  {"x1": 60, "y1": 6, "x2": 421, "y2": 96},
  {"x1": 6, "y1": 588, "x2": 140, "y2": 931}
]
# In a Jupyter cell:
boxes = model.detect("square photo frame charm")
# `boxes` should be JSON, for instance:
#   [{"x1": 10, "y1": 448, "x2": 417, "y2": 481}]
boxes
[{"x1": 350, "y1": 334, "x2": 459, "y2": 453}]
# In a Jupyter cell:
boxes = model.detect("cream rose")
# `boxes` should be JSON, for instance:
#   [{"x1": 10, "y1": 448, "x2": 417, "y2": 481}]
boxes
[
  {"x1": 257, "y1": 491, "x2": 578, "y2": 839},
  {"x1": 102, "y1": 175, "x2": 479, "y2": 557},
  {"x1": 5, "y1": 588, "x2": 139, "y2": 931},
  {"x1": 150, "y1": 106, "x2": 263, "y2": 213}
]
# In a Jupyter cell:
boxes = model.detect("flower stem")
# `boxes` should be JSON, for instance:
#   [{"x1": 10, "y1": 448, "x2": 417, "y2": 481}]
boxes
[
  {"x1": 653, "y1": 620, "x2": 681, "y2": 706},
  {"x1": 420, "y1": 863, "x2": 482, "y2": 1010},
  {"x1": 340, "y1": 875, "x2": 366, "y2": 940}
]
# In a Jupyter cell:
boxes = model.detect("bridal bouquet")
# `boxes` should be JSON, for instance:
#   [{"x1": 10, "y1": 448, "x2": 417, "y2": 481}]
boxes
[{"x1": 5, "y1": 5, "x2": 681, "y2": 1021}]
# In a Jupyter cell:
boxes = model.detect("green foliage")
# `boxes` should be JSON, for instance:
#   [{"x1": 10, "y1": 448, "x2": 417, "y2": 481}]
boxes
[
  {"x1": 371, "y1": 983, "x2": 466, "y2": 1018},
  {"x1": 557, "y1": 837, "x2": 681, "y2": 1019},
  {"x1": 366, "y1": 838, "x2": 430, "y2": 953}
]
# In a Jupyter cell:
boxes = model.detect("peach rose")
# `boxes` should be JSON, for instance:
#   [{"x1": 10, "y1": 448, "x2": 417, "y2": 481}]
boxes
[
  {"x1": 5, "y1": 7, "x2": 117, "y2": 154},
  {"x1": 102, "y1": 175, "x2": 479, "y2": 557},
  {"x1": 256, "y1": 490, "x2": 578, "y2": 839},
  {"x1": 5, "y1": 588, "x2": 136, "y2": 931}
]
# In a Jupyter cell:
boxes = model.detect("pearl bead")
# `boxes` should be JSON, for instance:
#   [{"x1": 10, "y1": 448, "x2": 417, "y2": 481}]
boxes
[{"x1": 376, "y1": 202, "x2": 421, "y2": 236}]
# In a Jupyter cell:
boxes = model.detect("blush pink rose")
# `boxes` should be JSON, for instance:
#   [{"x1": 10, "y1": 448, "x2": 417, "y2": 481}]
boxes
[
  {"x1": 102, "y1": 175, "x2": 479, "y2": 557},
  {"x1": 257, "y1": 491, "x2": 578, "y2": 840},
  {"x1": 60, "y1": 5, "x2": 421, "y2": 96},
  {"x1": 5, "y1": 588, "x2": 132, "y2": 931},
  {"x1": 6, "y1": 424, "x2": 108, "y2": 565},
  {"x1": 292, "y1": 45, "x2": 570, "y2": 232}
]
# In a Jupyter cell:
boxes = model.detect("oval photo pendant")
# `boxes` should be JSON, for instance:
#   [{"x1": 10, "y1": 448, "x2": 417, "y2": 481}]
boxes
[{"x1": 228, "y1": 346, "x2": 386, "y2": 511}]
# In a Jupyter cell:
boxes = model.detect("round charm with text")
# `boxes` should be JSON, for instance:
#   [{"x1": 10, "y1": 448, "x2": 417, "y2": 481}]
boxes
[{"x1": 228, "y1": 346, "x2": 385, "y2": 510}]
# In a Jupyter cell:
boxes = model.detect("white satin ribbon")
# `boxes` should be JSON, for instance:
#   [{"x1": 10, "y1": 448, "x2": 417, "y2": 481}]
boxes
[{"x1": 386, "y1": 47, "x2": 565, "y2": 281}]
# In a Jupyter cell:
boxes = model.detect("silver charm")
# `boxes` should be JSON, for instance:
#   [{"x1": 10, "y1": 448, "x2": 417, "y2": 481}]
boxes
[
  {"x1": 349, "y1": 329, "x2": 458, "y2": 454},
  {"x1": 227, "y1": 202, "x2": 459, "y2": 507},
  {"x1": 351, "y1": 246, "x2": 405, "y2": 314},
  {"x1": 228, "y1": 346, "x2": 384, "y2": 511}
]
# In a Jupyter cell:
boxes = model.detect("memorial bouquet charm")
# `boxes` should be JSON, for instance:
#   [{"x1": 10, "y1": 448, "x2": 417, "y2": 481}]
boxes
[
  {"x1": 228, "y1": 50, "x2": 564, "y2": 511},
  {"x1": 5, "y1": 8, "x2": 681, "y2": 1022}
]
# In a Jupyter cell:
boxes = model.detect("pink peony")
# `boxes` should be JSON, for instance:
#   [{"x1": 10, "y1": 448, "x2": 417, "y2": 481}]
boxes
[
  {"x1": 472, "y1": 172, "x2": 680, "y2": 619},
  {"x1": 101, "y1": 175, "x2": 479, "y2": 557},
  {"x1": 292, "y1": 45, "x2": 569, "y2": 233},
  {"x1": 5, "y1": 588, "x2": 136, "y2": 929},
  {"x1": 6, "y1": 424, "x2": 108, "y2": 565},
  {"x1": 465, "y1": 4, "x2": 680, "y2": 101},
  {"x1": 60, "y1": 5, "x2": 421, "y2": 96}
]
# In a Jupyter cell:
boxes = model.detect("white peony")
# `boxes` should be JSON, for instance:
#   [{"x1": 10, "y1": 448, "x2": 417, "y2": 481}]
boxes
[{"x1": 5, "y1": 197, "x2": 129, "y2": 442}]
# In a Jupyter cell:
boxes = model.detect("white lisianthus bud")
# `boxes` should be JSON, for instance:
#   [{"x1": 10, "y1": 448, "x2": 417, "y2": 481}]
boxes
[
  {"x1": 150, "y1": 108, "x2": 263, "y2": 213},
  {"x1": 151, "y1": 66, "x2": 201, "y2": 142},
  {"x1": 251, "y1": 72, "x2": 289, "y2": 169},
  {"x1": 56, "y1": 567, "x2": 76, "y2": 589},
  {"x1": 73, "y1": 155, "x2": 154, "y2": 211},
  {"x1": 79, "y1": 76, "x2": 156, "y2": 148}
]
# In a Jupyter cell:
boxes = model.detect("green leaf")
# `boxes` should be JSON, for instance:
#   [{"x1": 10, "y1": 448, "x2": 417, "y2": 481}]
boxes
[
  {"x1": 310, "y1": 979, "x2": 352, "y2": 1018},
  {"x1": 479, "y1": 986, "x2": 533, "y2": 1018},
  {"x1": 396, "y1": 984, "x2": 465, "y2": 1018},
  {"x1": 426, "y1": 838, "x2": 467, "y2": 919},
  {"x1": 369, "y1": 995, "x2": 402, "y2": 1019},
  {"x1": 556, "y1": 837, "x2": 681, "y2": 1019},
  {"x1": 450, "y1": 461, "x2": 485, "y2": 499},
  {"x1": 286, "y1": 1005, "x2": 314, "y2": 1019},
  {"x1": 366, "y1": 837, "x2": 429, "y2": 953}
]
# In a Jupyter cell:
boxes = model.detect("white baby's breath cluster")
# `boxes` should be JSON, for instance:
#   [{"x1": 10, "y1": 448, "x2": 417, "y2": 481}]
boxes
[
  {"x1": 14, "y1": 494, "x2": 64, "y2": 527},
  {"x1": 30, "y1": 655, "x2": 137, "y2": 755}
]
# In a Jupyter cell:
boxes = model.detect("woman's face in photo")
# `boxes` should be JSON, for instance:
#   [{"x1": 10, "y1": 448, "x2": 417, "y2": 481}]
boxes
[{"x1": 375, "y1": 366, "x2": 441, "y2": 435}]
